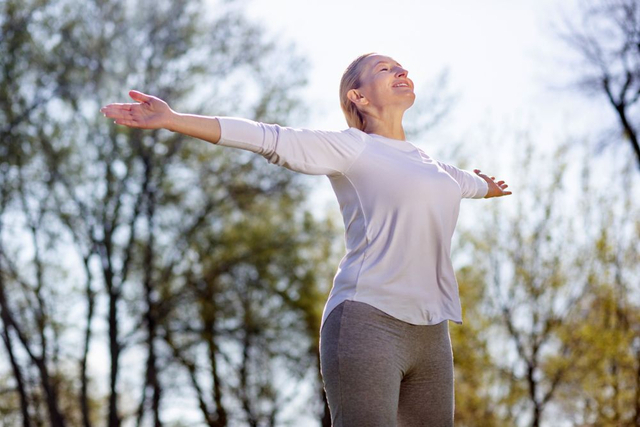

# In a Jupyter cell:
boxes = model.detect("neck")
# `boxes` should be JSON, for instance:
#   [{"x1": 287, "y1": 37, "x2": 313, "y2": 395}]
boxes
[{"x1": 362, "y1": 110, "x2": 407, "y2": 141}]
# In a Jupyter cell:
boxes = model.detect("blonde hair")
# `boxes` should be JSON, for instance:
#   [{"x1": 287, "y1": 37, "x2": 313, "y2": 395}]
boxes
[{"x1": 339, "y1": 53, "x2": 375, "y2": 130}]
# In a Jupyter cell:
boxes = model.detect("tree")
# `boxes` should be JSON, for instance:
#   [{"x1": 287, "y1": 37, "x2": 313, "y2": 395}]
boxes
[
  {"x1": 454, "y1": 127, "x2": 640, "y2": 426},
  {"x1": 556, "y1": 0, "x2": 640, "y2": 169},
  {"x1": 469, "y1": 144, "x2": 587, "y2": 427},
  {"x1": 154, "y1": 143, "x2": 337, "y2": 426},
  {"x1": 451, "y1": 264, "x2": 506, "y2": 427},
  {"x1": 1, "y1": 0, "x2": 338, "y2": 426},
  {"x1": 0, "y1": 0, "x2": 84, "y2": 424},
  {"x1": 553, "y1": 158, "x2": 640, "y2": 426}
]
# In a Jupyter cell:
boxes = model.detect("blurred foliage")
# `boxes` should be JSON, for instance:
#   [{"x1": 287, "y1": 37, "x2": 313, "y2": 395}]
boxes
[
  {"x1": 0, "y1": 0, "x2": 336, "y2": 426},
  {"x1": 454, "y1": 138, "x2": 640, "y2": 426},
  {"x1": 3, "y1": 0, "x2": 640, "y2": 426}
]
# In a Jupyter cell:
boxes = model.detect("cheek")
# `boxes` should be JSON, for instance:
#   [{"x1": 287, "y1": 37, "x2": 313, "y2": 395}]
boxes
[
  {"x1": 362, "y1": 76, "x2": 388, "y2": 100},
  {"x1": 372, "y1": 74, "x2": 390, "y2": 91}
]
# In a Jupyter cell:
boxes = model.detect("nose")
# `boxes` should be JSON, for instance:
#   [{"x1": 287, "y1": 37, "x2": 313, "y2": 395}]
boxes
[{"x1": 395, "y1": 66, "x2": 408, "y2": 78}]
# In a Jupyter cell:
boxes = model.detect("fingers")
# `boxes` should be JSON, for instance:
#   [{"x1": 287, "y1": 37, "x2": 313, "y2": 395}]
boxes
[
  {"x1": 475, "y1": 169, "x2": 512, "y2": 197},
  {"x1": 129, "y1": 90, "x2": 152, "y2": 103},
  {"x1": 498, "y1": 183, "x2": 511, "y2": 195},
  {"x1": 100, "y1": 104, "x2": 144, "y2": 128},
  {"x1": 475, "y1": 169, "x2": 509, "y2": 185},
  {"x1": 100, "y1": 103, "x2": 131, "y2": 112},
  {"x1": 99, "y1": 89, "x2": 151, "y2": 117},
  {"x1": 100, "y1": 104, "x2": 133, "y2": 119},
  {"x1": 113, "y1": 118, "x2": 141, "y2": 128}
]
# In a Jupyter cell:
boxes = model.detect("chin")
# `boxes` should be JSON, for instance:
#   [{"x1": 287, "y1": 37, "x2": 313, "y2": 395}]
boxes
[{"x1": 404, "y1": 95, "x2": 416, "y2": 109}]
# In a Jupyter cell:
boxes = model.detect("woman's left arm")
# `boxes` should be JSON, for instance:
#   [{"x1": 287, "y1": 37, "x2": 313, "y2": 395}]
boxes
[
  {"x1": 436, "y1": 160, "x2": 511, "y2": 199},
  {"x1": 473, "y1": 169, "x2": 512, "y2": 198}
]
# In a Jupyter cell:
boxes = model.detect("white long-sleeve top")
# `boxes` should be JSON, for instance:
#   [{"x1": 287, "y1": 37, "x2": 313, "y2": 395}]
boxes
[{"x1": 216, "y1": 117, "x2": 488, "y2": 329}]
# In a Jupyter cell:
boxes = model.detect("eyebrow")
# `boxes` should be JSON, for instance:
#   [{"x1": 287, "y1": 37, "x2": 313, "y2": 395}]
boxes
[{"x1": 374, "y1": 60, "x2": 403, "y2": 69}]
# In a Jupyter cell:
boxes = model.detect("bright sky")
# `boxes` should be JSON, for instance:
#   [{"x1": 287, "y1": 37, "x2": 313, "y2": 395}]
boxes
[
  {"x1": 245, "y1": 0, "x2": 604, "y2": 139},
  {"x1": 240, "y1": 0, "x2": 612, "y2": 219}
]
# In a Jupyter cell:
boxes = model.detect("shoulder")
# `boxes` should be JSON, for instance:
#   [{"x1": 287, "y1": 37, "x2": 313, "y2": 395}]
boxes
[
  {"x1": 339, "y1": 127, "x2": 371, "y2": 148},
  {"x1": 287, "y1": 126, "x2": 368, "y2": 150},
  {"x1": 303, "y1": 126, "x2": 368, "y2": 143}
]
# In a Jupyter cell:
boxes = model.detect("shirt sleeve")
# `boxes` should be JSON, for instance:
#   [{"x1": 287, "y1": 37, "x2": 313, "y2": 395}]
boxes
[
  {"x1": 437, "y1": 161, "x2": 488, "y2": 199},
  {"x1": 216, "y1": 117, "x2": 366, "y2": 176}
]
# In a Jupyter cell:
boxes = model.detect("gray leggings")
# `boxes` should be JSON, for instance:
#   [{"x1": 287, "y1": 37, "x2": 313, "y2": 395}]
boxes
[{"x1": 320, "y1": 300, "x2": 454, "y2": 427}]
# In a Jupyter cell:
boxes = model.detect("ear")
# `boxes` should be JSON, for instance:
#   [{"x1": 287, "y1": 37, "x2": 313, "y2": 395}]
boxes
[{"x1": 347, "y1": 89, "x2": 368, "y2": 106}]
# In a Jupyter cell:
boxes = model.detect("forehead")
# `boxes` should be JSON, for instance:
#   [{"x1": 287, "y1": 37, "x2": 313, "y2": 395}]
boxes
[{"x1": 363, "y1": 54, "x2": 401, "y2": 69}]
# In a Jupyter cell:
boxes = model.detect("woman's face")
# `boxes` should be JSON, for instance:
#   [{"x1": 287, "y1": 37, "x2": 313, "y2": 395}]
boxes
[{"x1": 350, "y1": 54, "x2": 415, "y2": 114}]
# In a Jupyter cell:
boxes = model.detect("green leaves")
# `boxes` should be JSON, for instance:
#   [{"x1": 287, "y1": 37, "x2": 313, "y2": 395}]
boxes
[
  {"x1": 454, "y1": 140, "x2": 640, "y2": 426},
  {"x1": 0, "y1": 0, "x2": 335, "y2": 425}
]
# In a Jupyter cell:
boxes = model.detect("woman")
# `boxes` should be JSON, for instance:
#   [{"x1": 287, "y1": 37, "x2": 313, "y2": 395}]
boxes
[{"x1": 102, "y1": 52, "x2": 511, "y2": 426}]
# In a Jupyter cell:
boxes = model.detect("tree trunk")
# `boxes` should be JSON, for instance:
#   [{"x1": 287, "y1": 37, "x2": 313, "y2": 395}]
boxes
[
  {"x1": 239, "y1": 328, "x2": 256, "y2": 427},
  {"x1": 205, "y1": 315, "x2": 227, "y2": 427},
  {"x1": 139, "y1": 176, "x2": 163, "y2": 427},
  {"x1": 527, "y1": 363, "x2": 541, "y2": 427},
  {"x1": 35, "y1": 358, "x2": 67, "y2": 427},
  {"x1": 107, "y1": 275, "x2": 121, "y2": 427},
  {"x1": 635, "y1": 345, "x2": 640, "y2": 426},
  {"x1": 80, "y1": 256, "x2": 95, "y2": 427},
  {"x1": 613, "y1": 103, "x2": 640, "y2": 169},
  {"x1": 0, "y1": 262, "x2": 66, "y2": 427},
  {"x1": 0, "y1": 306, "x2": 32, "y2": 427}
]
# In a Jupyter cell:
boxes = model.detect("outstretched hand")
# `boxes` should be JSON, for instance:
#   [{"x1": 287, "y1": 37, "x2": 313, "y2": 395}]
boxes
[
  {"x1": 100, "y1": 90, "x2": 173, "y2": 129},
  {"x1": 474, "y1": 169, "x2": 512, "y2": 198}
]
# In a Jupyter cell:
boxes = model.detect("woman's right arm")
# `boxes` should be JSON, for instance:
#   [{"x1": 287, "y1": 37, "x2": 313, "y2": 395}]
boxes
[
  {"x1": 102, "y1": 90, "x2": 366, "y2": 176},
  {"x1": 101, "y1": 90, "x2": 222, "y2": 144}
]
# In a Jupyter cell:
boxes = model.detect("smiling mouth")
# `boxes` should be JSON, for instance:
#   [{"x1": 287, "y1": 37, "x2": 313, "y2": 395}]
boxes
[{"x1": 393, "y1": 83, "x2": 411, "y2": 88}]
